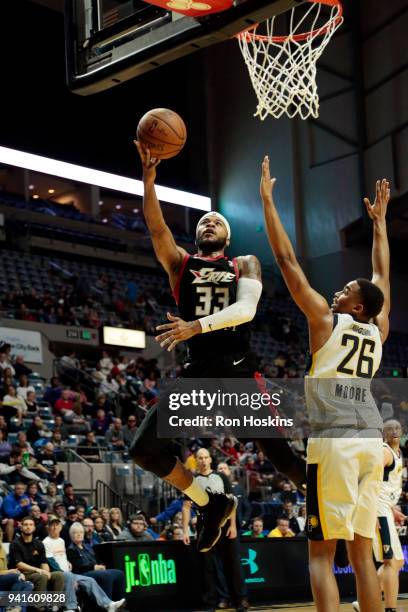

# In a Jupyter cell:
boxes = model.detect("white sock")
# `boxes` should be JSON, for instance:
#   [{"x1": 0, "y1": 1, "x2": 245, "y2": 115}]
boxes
[{"x1": 183, "y1": 479, "x2": 209, "y2": 506}]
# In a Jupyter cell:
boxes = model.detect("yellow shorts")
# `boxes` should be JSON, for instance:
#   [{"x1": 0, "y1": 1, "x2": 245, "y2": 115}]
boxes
[
  {"x1": 306, "y1": 437, "x2": 383, "y2": 540},
  {"x1": 373, "y1": 507, "x2": 404, "y2": 562}
]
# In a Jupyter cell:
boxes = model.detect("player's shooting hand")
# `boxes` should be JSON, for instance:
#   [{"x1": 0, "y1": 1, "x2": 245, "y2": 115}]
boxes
[
  {"x1": 134, "y1": 140, "x2": 160, "y2": 181},
  {"x1": 260, "y1": 155, "x2": 276, "y2": 202},
  {"x1": 155, "y1": 313, "x2": 202, "y2": 351},
  {"x1": 364, "y1": 178, "x2": 390, "y2": 222}
]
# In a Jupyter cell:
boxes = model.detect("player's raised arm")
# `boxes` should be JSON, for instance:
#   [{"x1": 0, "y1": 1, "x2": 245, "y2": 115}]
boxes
[
  {"x1": 260, "y1": 156, "x2": 331, "y2": 328},
  {"x1": 364, "y1": 179, "x2": 391, "y2": 343},
  {"x1": 134, "y1": 141, "x2": 186, "y2": 284}
]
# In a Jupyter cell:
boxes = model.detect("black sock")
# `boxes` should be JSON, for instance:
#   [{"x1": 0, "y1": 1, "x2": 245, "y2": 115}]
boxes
[{"x1": 385, "y1": 608, "x2": 397, "y2": 612}]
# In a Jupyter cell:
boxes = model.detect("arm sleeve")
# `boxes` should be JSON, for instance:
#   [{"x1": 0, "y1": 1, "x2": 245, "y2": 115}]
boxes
[{"x1": 199, "y1": 277, "x2": 262, "y2": 333}]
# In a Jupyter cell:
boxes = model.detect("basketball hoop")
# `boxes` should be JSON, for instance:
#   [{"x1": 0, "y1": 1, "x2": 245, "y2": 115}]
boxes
[{"x1": 236, "y1": 0, "x2": 343, "y2": 120}]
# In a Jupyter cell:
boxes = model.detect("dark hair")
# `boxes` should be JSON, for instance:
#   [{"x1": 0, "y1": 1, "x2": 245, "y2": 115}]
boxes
[
  {"x1": 21, "y1": 516, "x2": 35, "y2": 524},
  {"x1": 277, "y1": 515, "x2": 290, "y2": 523},
  {"x1": 356, "y1": 278, "x2": 385, "y2": 319}
]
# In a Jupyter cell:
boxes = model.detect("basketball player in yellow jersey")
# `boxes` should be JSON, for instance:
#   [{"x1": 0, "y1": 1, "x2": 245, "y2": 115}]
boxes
[{"x1": 260, "y1": 156, "x2": 391, "y2": 612}]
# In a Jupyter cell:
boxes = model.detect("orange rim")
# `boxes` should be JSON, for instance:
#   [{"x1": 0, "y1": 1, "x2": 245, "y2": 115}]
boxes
[{"x1": 237, "y1": 0, "x2": 343, "y2": 43}]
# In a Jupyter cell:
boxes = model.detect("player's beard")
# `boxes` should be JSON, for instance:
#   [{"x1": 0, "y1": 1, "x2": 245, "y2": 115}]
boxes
[{"x1": 196, "y1": 236, "x2": 227, "y2": 254}]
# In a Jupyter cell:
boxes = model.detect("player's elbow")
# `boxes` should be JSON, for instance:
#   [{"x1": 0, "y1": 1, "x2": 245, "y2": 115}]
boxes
[
  {"x1": 276, "y1": 253, "x2": 296, "y2": 269},
  {"x1": 236, "y1": 303, "x2": 257, "y2": 323}
]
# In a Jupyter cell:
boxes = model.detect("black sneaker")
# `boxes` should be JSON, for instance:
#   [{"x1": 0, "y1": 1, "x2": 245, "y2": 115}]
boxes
[{"x1": 197, "y1": 492, "x2": 237, "y2": 552}]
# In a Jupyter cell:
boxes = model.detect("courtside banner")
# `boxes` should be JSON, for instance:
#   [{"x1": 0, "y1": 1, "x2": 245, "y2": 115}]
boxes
[
  {"x1": 156, "y1": 378, "x2": 407, "y2": 438},
  {"x1": 0, "y1": 327, "x2": 43, "y2": 363}
]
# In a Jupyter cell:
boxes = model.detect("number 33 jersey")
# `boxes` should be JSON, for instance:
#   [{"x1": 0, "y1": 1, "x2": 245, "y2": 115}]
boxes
[
  {"x1": 173, "y1": 254, "x2": 251, "y2": 360},
  {"x1": 305, "y1": 313, "x2": 383, "y2": 434}
]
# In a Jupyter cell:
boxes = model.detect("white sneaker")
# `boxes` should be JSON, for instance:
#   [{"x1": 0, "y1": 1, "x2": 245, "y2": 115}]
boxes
[
  {"x1": 107, "y1": 599, "x2": 126, "y2": 612},
  {"x1": 352, "y1": 602, "x2": 360, "y2": 612}
]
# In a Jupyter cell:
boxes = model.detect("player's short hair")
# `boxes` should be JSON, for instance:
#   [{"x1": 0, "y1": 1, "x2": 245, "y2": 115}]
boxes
[{"x1": 356, "y1": 278, "x2": 384, "y2": 319}]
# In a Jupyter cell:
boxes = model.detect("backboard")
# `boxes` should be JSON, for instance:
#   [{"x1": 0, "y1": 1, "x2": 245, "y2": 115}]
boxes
[{"x1": 65, "y1": 0, "x2": 303, "y2": 95}]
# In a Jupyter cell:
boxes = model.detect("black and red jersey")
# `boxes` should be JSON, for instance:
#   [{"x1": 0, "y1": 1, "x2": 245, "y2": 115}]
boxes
[{"x1": 173, "y1": 254, "x2": 251, "y2": 360}]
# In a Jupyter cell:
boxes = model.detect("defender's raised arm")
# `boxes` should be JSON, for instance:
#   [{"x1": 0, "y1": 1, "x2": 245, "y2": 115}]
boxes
[{"x1": 364, "y1": 179, "x2": 391, "y2": 343}]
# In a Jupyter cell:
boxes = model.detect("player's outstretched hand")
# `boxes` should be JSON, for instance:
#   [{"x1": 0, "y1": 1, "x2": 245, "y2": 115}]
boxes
[
  {"x1": 392, "y1": 506, "x2": 406, "y2": 526},
  {"x1": 260, "y1": 155, "x2": 276, "y2": 202},
  {"x1": 155, "y1": 312, "x2": 202, "y2": 351},
  {"x1": 134, "y1": 140, "x2": 160, "y2": 182},
  {"x1": 364, "y1": 178, "x2": 390, "y2": 222}
]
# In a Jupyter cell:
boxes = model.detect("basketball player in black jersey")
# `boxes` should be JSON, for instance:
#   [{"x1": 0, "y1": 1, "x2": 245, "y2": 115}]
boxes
[{"x1": 130, "y1": 141, "x2": 306, "y2": 554}]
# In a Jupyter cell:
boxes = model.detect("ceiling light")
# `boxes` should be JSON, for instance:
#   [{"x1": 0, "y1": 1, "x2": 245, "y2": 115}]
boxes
[
  {"x1": 115, "y1": 204, "x2": 122, "y2": 210},
  {"x1": 0, "y1": 145, "x2": 211, "y2": 211},
  {"x1": 33, "y1": 194, "x2": 40, "y2": 200},
  {"x1": 133, "y1": 208, "x2": 139, "y2": 213},
  {"x1": 48, "y1": 189, "x2": 55, "y2": 194},
  {"x1": 28, "y1": 184, "x2": 34, "y2": 190}
]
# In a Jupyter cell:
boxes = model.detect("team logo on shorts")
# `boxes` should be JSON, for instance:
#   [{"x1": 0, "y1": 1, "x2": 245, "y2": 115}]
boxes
[
  {"x1": 383, "y1": 545, "x2": 390, "y2": 554},
  {"x1": 307, "y1": 515, "x2": 319, "y2": 531}
]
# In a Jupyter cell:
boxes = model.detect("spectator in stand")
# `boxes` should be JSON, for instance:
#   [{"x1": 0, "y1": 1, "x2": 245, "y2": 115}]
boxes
[
  {"x1": 83, "y1": 518, "x2": 102, "y2": 545},
  {"x1": 53, "y1": 415, "x2": 69, "y2": 439},
  {"x1": 121, "y1": 415, "x2": 138, "y2": 447},
  {"x1": 0, "y1": 348, "x2": 15, "y2": 376},
  {"x1": 1, "y1": 482, "x2": 31, "y2": 541},
  {"x1": 61, "y1": 507, "x2": 79, "y2": 546},
  {"x1": 36, "y1": 442, "x2": 64, "y2": 484},
  {"x1": 59, "y1": 351, "x2": 80, "y2": 383},
  {"x1": 26, "y1": 482, "x2": 47, "y2": 513},
  {"x1": 254, "y1": 450, "x2": 275, "y2": 479},
  {"x1": 8, "y1": 516, "x2": 64, "y2": 594},
  {"x1": 16, "y1": 375, "x2": 35, "y2": 401},
  {"x1": 53, "y1": 502, "x2": 66, "y2": 524},
  {"x1": 0, "y1": 428, "x2": 12, "y2": 461},
  {"x1": 91, "y1": 363, "x2": 106, "y2": 384},
  {"x1": 0, "y1": 528, "x2": 34, "y2": 597},
  {"x1": 217, "y1": 463, "x2": 252, "y2": 531},
  {"x1": 27, "y1": 415, "x2": 50, "y2": 444},
  {"x1": 158, "y1": 525, "x2": 184, "y2": 541},
  {"x1": 242, "y1": 517, "x2": 268, "y2": 538},
  {"x1": 296, "y1": 505, "x2": 306, "y2": 533},
  {"x1": 44, "y1": 516, "x2": 126, "y2": 612},
  {"x1": 26, "y1": 390, "x2": 39, "y2": 414},
  {"x1": 268, "y1": 517, "x2": 295, "y2": 538},
  {"x1": 15, "y1": 432, "x2": 35, "y2": 455},
  {"x1": 28, "y1": 503, "x2": 48, "y2": 539},
  {"x1": 280, "y1": 500, "x2": 300, "y2": 535},
  {"x1": 4, "y1": 449, "x2": 47, "y2": 487},
  {"x1": 100, "y1": 374, "x2": 119, "y2": 397},
  {"x1": 221, "y1": 437, "x2": 239, "y2": 465},
  {"x1": 43, "y1": 377, "x2": 63, "y2": 408},
  {"x1": 278, "y1": 481, "x2": 298, "y2": 504},
  {"x1": 13, "y1": 355, "x2": 32, "y2": 379},
  {"x1": 62, "y1": 483, "x2": 87, "y2": 510},
  {"x1": 54, "y1": 389, "x2": 74, "y2": 416},
  {"x1": 77, "y1": 431, "x2": 101, "y2": 463},
  {"x1": 105, "y1": 418, "x2": 126, "y2": 450},
  {"x1": 99, "y1": 351, "x2": 114, "y2": 377},
  {"x1": 0, "y1": 414, "x2": 8, "y2": 436},
  {"x1": 67, "y1": 522, "x2": 126, "y2": 601},
  {"x1": 51, "y1": 430, "x2": 67, "y2": 460},
  {"x1": 117, "y1": 515, "x2": 154, "y2": 542},
  {"x1": 76, "y1": 505, "x2": 86, "y2": 522},
  {"x1": 92, "y1": 408, "x2": 110, "y2": 436},
  {"x1": 43, "y1": 483, "x2": 62, "y2": 512},
  {"x1": 94, "y1": 516, "x2": 115, "y2": 542},
  {"x1": 3, "y1": 385, "x2": 27, "y2": 422},
  {"x1": 109, "y1": 508, "x2": 124, "y2": 538},
  {"x1": 98, "y1": 508, "x2": 110, "y2": 524},
  {"x1": 209, "y1": 437, "x2": 227, "y2": 468}
]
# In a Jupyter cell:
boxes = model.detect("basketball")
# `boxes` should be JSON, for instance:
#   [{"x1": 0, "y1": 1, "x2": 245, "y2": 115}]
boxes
[{"x1": 137, "y1": 108, "x2": 187, "y2": 159}]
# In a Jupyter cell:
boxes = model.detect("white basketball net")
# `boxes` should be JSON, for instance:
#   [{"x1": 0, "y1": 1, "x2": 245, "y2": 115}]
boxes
[{"x1": 237, "y1": 1, "x2": 343, "y2": 120}]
